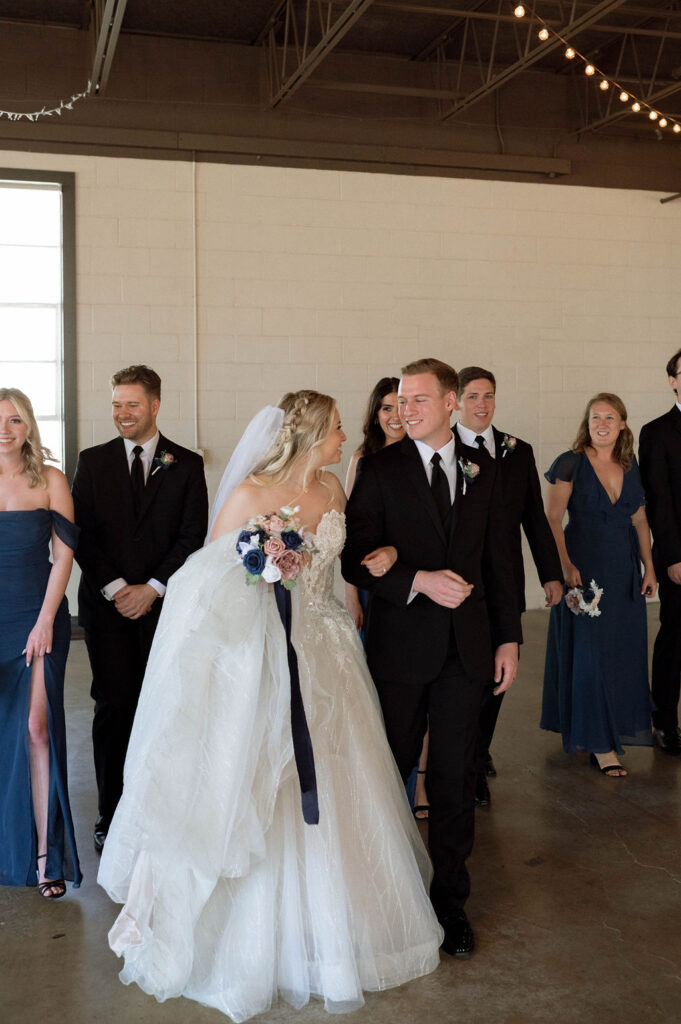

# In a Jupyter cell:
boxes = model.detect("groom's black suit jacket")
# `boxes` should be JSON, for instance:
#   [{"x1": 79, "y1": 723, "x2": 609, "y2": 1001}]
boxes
[
  {"x1": 466, "y1": 426, "x2": 562, "y2": 614},
  {"x1": 72, "y1": 433, "x2": 208, "y2": 629},
  {"x1": 341, "y1": 433, "x2": 522, "y2": 685},
  {"x1": 639, "y1": 406, "x2": 681, "y2": 574}
]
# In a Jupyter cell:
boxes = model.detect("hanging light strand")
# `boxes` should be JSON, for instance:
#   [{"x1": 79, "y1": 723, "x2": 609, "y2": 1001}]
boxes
[{"x1": 511, "y1": 5, "x2": 681, "y2": 134}]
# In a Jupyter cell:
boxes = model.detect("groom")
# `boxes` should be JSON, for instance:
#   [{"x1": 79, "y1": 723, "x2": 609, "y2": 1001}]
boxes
[
  {"x1": 72, "y1": 364, "x2": 208, "y2": 851},
  {"x1": 342, "y1": 357, "x2": 521, "y2": 957}
]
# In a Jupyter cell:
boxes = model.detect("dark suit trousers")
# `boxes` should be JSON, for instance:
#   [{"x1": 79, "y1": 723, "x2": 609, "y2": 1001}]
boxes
[
  {"x1": 373, "y1": 642, "x2": 485, "y2": 919},
  {"x1": 476, "y1": 684, "x2": 503, "y2": 768},
  {"x1": 85, "y1": 604, "x2": 160, "y2": 824},
  {"x1": 651, "y1": 574, "x2": 681, "y2": 731}
]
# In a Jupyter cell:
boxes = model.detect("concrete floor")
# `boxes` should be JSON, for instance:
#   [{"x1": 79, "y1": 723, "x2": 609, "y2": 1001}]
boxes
[{"x1": 2, "y1": 606, "x2": 680, "y2": 1024}]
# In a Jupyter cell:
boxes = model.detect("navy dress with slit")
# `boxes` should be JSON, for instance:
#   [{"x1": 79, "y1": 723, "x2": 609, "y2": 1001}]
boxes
[
  {"x1": 541, "y1": 451, "x2": 653, "y2": 755},
  {"x1": 0, "y1": 509, "x2": 82, "y2": 888}
]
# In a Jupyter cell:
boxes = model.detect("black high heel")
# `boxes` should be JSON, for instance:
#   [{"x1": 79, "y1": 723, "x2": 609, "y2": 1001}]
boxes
[
  {"x1": 413, "y1": 770, "x2": 429, "y2": 820},
  {"x1": 37, "y1": 854, "x2": 66, "y2": 899},
  {"x1": 589, "y1": 753, "x2": 628, "y2": 778}
]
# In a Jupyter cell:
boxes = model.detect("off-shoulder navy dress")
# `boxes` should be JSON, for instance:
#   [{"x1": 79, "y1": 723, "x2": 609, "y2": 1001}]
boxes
[
  {"x1": 0, "y1": 509, "x2": 82, "y2": 888},
  {"x1": 541, "y1": 451, "x2": 653, "y2": 755}
]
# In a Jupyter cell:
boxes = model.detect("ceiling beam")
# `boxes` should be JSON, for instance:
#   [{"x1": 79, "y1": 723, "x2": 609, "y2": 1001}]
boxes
[
  {"x1": 91, "y1": 0, "x2": 129, "y2": 94},
  {"x1": 263, "y1": 0, "x2": 376, "y2": 109},
  {"x1": 438, "y1": 0, "x2": 630, "y2": 120}
]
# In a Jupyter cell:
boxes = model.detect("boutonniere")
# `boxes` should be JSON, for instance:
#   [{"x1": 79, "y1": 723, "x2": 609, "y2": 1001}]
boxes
[
  {"x1": 151, "y1": 450, "x2": 177, "y2": 476},
  {"x1": 501, "y1": 434, "x2": 517, "y2": 458},
  {"x1": 458, "y1": 457, "x2": 480, "y2": 495}
]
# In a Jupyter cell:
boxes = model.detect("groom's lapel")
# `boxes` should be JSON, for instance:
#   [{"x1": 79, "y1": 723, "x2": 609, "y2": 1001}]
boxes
[{"x1": 399, "y1": 438, "x2": 447, "y2": 544}]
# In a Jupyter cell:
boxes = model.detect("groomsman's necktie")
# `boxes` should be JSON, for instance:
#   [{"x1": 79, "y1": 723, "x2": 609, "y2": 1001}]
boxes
[
  {"x1": 475, "y1": 435, "x2": 486, "y2": 452},
  {"x1": 131, "y1": 445, "x2": 145, "y2": 514},
  {"x1": 430, "y1": 452, "x2": 451, "y2": 524}
]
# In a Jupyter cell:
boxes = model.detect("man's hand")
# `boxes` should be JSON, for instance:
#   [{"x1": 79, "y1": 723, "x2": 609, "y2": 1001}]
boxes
[
  {"x1": 543, "y1": 580, "x2": 563, "y2": 607},
  {"x1": 114, "y1": 584, "x2": 158, "y2": 620},
  {"x1": 668, "y1": 562, "x2": 681, "y2": 586},
  {"x1": 413, "y1": 569, "x2": 473, "y2": 609},
  {"x1": 493, "y1": 642, "x2": 519, "y2": 695}
]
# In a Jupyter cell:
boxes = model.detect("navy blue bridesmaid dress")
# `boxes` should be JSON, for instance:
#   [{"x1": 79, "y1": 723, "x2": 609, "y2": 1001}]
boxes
[
  {"x1": 0, "y1": 509, "x2": 82, "y2": 888},
  {"x1": 541, "y1": 451, "x2": 653, "y2": 755}
]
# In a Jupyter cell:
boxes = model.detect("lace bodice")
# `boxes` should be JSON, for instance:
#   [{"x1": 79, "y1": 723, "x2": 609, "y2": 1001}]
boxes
[{"x1": 299, "y1": 509, "x2": 346, "y2": 608}]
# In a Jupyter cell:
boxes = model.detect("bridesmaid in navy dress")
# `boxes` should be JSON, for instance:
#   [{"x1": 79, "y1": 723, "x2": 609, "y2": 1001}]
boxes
[
  {"x1": 0, "y1": 388, "x2": 81, "y2": 897},
  {"x1": 542, "y1": 393, "x2": 657, "y2": 777}
]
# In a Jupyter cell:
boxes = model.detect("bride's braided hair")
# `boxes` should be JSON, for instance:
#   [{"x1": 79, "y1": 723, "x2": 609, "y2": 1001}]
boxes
[{"x1": 249, "y1": 389, "x2": 336, "y2": 487}]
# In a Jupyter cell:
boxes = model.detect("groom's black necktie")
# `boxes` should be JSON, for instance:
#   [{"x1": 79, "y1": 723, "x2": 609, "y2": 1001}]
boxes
[
  {"x1": 475, "y1": 435, "x2": 486, "y2": 453},
  {"x1": 430, "y1": 452, "x2": 451, "y2": 525},
  {"x1": 131, "y1": 445, "x2": 145, "y2": 515}
]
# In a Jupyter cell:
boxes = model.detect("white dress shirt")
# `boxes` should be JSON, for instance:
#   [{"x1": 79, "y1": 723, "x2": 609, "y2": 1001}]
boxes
[
  {"x1": 407, "y1": 434, "x2": 458, "y2": 602},
  {"x1": 456, "y1": 422, "x2": 496, "y2": 458},
  {"x1": 101, "y1": 431, "x2": 167, "y2": 601}
]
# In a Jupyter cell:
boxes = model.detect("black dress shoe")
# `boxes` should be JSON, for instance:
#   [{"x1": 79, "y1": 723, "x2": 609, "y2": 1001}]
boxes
[
  {"x1": 485, "y1": 757, "x2": 497, "y2": 777},
  {"x1": 440, "y1": 910, "x2": 474, "y2": 957},
  {"x1": 653, "y1": 728, "x2": 681, "y2": 756},
  {"x1": 475, "y1": 774, "x2": 491, "y2": 806},
  {"x1": 93, "y1": 817, "x2": 108, "y2": 853}
]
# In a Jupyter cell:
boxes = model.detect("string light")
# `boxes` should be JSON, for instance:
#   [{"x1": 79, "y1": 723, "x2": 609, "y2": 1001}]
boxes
[
  {"x1": 525, "y1": 13, "x2": 681, "y2": 137},
  {"x1": 0, "y1": 82, "x2": 92, "y2": 121},
  {"x1": 514, "y1": 4, "x2": 525, "y2": 16}
]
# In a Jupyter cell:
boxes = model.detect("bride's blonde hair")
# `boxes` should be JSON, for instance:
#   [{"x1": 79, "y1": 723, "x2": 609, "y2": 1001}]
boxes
[
  {"x1": 0, "y1": 388, "x2": 55, "y2": 488},
  {"x1": 249, "y1": 389, "x2": 336, "y2": 488}
]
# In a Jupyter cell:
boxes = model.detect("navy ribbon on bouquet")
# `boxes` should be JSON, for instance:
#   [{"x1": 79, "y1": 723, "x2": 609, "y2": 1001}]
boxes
[{"x1": 274, "y1": 581, "x2": 319, "y2": 825}]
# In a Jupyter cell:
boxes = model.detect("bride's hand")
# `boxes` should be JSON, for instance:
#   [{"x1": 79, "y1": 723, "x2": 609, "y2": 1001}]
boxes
[{"x1": 362, "y1": 546, "x2": 397, "y2": 577}]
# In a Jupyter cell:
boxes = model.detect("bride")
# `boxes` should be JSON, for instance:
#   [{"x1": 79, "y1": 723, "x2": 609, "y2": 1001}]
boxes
[{"x1": 98, "y1": 390, "x2": 443, "y2": 1021}]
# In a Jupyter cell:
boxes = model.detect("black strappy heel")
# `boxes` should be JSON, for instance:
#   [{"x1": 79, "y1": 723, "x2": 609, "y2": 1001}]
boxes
[{"x1": 36, "y1": 854, "x2": 66, "y2": 899}]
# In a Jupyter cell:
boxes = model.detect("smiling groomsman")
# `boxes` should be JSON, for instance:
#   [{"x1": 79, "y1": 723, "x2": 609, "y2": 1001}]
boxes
[
  {"x1": 72, "y1": 365, "x2": 208, "y2": 851},
  {"x1": 639, "y1": 347, "x2": 681, "y2": 755},
  {"x1": 454, "y1": 367, "x2": 563, "y2": 804}
]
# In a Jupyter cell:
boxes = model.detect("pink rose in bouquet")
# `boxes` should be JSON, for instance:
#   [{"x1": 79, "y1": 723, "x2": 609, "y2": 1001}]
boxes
[{"x1": 273, "y1": 549, "x2": 304, "y2": 581}]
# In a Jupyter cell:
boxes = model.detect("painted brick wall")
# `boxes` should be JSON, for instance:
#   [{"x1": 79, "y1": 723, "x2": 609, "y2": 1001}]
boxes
[{"x1": 1, "y1": 151, "x2": 679, "y2": 608}]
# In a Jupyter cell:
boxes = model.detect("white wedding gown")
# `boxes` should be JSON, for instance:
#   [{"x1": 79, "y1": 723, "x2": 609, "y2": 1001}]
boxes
[{"x1": 98, "y1": 510, "x2": 443, "y2": 1021}]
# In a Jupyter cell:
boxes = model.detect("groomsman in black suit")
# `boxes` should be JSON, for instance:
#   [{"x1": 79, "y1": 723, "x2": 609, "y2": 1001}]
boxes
[
  {"x1": 639, "y1": 347, "x2": 681, "y2": 755},
  {"x1": 342, "y1": 357, "x2": 521, "y2": 958},
  {"x1": 454, "y1": 367, "x2": 563, "y2": 804},
  {"x1": 72, "y1": 365, "x2": 208, "y2": 850}
]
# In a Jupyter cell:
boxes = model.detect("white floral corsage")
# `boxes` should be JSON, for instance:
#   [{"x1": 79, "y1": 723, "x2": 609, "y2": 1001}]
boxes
[
  {"x1": 151, "y1": 450, "x2": 176, "y2": 475},
  {"x1": 501, "y1": 434, "x2": 517, "y2": 458},
  {"x1": 458, "y1": 457, "x2": 480, "y2": 495},
  {"x1": 565, "y1": 579, "x2": 603, "y2": 617}
]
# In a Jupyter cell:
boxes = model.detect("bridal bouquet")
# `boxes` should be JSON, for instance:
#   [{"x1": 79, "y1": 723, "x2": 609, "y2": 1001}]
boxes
[
  {"x1": 565, "y1": 579, "x2": 604, "y2": 617},
  {"x1": 236, "y1": 506, "x2": 315, "y2": 589}
]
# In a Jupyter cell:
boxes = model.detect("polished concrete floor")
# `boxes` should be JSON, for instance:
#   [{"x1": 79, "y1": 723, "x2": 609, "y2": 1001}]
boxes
[{"x1": 2, "y1": 606, "x2": 680, "y2": 1024}]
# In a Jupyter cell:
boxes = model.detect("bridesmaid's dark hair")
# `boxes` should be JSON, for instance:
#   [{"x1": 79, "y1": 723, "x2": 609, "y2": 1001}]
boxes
[
  {"x1": 360, "y1": 377, "x2": 401, "y2": 456},
  {"x1": 572, "y1": 392, "x2": 634, "y2": 471}
]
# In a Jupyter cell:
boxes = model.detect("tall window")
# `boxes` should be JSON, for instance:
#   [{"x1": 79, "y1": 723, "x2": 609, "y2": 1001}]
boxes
[{"x1": 0, "y1": 170, "x2": 76, "y2": 478}]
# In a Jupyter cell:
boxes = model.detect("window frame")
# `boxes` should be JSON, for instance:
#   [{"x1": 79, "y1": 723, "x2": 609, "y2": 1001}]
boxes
[{"x1": 0, "y1": 167, "x2": 76, "y2": 480}]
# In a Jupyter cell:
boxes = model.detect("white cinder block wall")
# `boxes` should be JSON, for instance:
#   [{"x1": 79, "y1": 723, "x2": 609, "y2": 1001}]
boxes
[{"x1": 1, "y1": 151, "x2": 679, "y2": 609}]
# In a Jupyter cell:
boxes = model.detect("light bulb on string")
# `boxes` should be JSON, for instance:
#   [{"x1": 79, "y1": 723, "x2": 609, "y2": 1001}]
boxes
[
  {"x1": 631, "y1": 101, "x2": 641, "y2": 112},
  {"x1": 599, "y1": 79, "x2": 609, "y2": 90},
  {"x1": 649, "y1": 110, "x2": 658, "y2": 121},
  {"x1": 585, "y1": 64, "x2": 595, "y2": 76},
  {"x1": 538, "y1": 27, "x2": 549, "y2": 40},
  {"x1": 659, "y1": 118, "x2": 667, "y2": 128},
  {"x1": 619, "y1": 91, "x2": 629, "y2": 102},
  {"x1": 565, "y1": 47, "x2": 575, "y2": 59},
  {"x1": 514, "y1": 4, "x2": 525, "y2": 16},
  {"x1": 674, "y1": 123, "x2": 681, "y2": 133}
]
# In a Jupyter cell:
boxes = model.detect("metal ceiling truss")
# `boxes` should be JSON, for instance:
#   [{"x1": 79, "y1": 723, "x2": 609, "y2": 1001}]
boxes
[
  {"x1": 91, "y1": 0, "x2": 129, "y2": 94},
  {"x1": 260, "y1": 0, "x2": 376, "y2": 109},
  {"x1": 428, "y1": 0, "x2": 631, "y2": 119}
]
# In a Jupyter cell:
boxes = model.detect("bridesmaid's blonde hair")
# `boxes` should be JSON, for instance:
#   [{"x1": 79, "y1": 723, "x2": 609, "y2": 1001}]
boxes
[
  {"x1": 249, "y1": 389, "x2": 336, "y2": 489},
  {"x1": 572, "y1": 392, "x2": 634, "y2": 471},
  {"x1": 0, "y1": 388, "x2": 55, "y2": 488}
]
